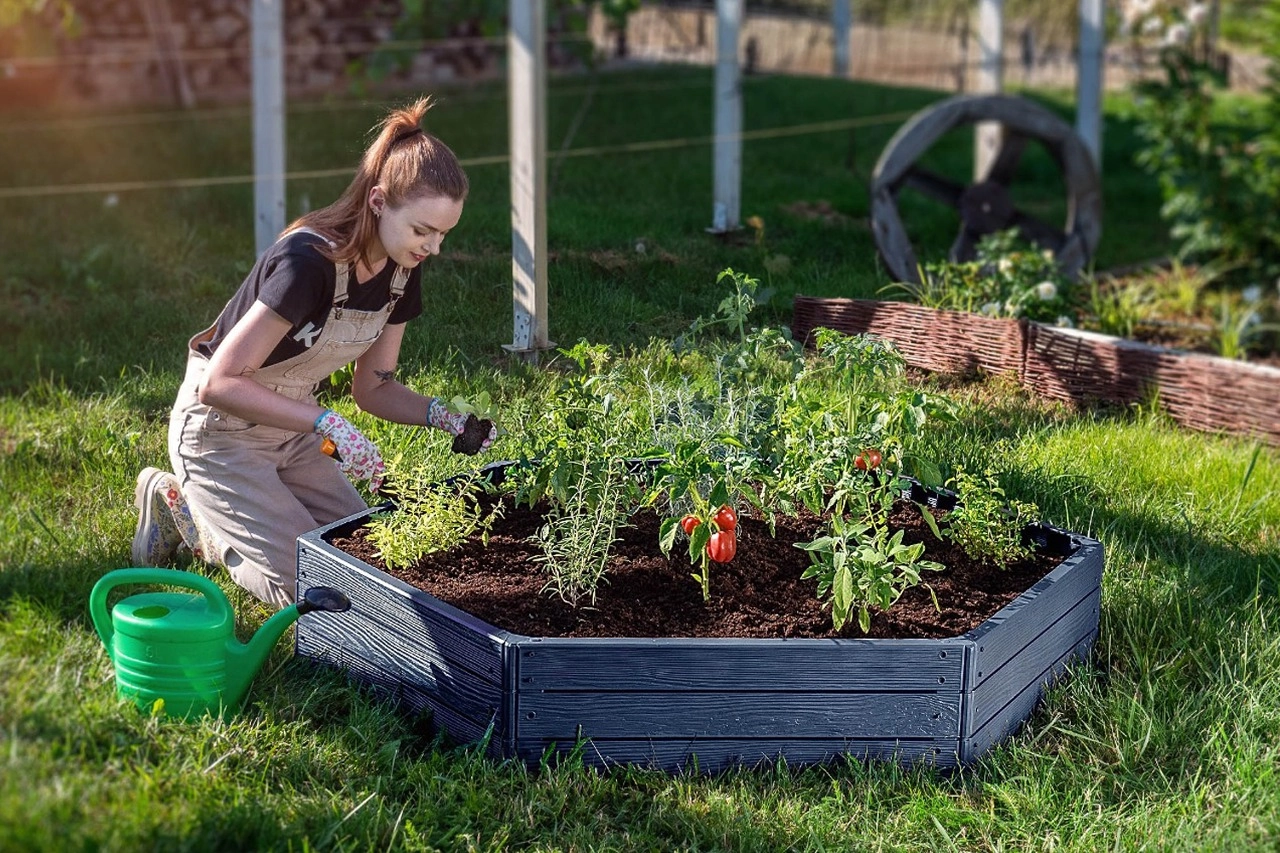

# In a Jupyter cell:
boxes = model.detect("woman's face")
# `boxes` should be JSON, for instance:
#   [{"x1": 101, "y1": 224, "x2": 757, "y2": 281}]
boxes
[{"x1": 369, "y1": 188, "x2": 464, "y2": 270}]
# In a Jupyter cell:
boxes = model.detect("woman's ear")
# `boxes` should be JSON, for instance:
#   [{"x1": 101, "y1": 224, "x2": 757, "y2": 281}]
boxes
[{"x1": 368, "y1": 186, "x2": 386, "y2": 218}]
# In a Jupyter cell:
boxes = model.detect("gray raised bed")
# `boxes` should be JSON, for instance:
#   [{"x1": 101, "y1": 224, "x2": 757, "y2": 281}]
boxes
[{"x1": 295, "y1": 467, "x2": 1103, "y2": 772}]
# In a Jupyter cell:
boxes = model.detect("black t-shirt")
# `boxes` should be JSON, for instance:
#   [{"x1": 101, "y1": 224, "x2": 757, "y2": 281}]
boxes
[{"x1": 197, "y1": 231, "x2": 424, "y2": 366}]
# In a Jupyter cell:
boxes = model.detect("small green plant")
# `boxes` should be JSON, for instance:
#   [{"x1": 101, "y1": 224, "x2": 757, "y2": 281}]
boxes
[
  {"x1": 532, "y1": 454, "x2": 632, "y2": 608},
  {"x1": 366, "y1": 474, "x2": 503, "y2": 571},
  {"x1": 1086, "y1": 275, "x2": 1153, "y2": 338},
  {"x1": 449, "y1": 390, "x2": 504, "y2": 436},
  {"x1": 1209, "y1": 288, "x2": 1279, "y2": 360},
  {"x1": 794, "y1": 489, "x2": 943, "y2": 634},
  {"x1": 942, "y1": 468, "x2": 1038, "y2": 569},
  {"x1": 649, "y1": 437, "x2": 756, "y2": 602},
  {"x1": 677, "y1": 267, "x2": 772, "y2": 350}
]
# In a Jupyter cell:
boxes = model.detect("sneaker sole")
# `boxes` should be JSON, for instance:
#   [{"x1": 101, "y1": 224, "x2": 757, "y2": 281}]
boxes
[{"x1": 131, "y1": 466, "x2": 168, "y2": 566}]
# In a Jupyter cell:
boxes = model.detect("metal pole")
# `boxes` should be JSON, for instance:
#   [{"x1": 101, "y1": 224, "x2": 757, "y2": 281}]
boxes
[
  {"x1": 710, "y1": 0, "x2": 742, "y2": 234},
  {"x1": 504, "y1": 0, "x2": 553, "y2": 362},
  {"x1": 1076, "y1": 0, "x2": 1105, "y2": 171},
  {"x1": 251, "y1": 0, "x2": 285, "y2": 255},
  {"x1": 832, "y1": 0, "x2": 851, "y2": 79},
  {"x1": 974, "y1": 0, "x2": 1004, "y2": 181}
]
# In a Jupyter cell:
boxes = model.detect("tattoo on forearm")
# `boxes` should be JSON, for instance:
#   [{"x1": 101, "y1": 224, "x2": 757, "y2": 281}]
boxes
[{"x1": 374, "y1": 368, "x2": 397, "y2": 384}]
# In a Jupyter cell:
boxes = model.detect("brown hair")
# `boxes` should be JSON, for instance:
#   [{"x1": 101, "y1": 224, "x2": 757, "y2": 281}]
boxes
[{"x1": 286, "y1": 96, "x2": 469, "y2": 271}]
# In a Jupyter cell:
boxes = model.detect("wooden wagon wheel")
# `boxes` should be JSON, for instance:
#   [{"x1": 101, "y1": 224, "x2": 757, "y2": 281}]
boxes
[{"x1": 870, "y1": 94, "x2": 1102, "y2": 285}]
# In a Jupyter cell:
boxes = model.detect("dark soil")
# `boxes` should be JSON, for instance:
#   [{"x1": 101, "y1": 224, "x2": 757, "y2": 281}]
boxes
[
  {"x1": 451, "y1": 415, "x2": 495, "y2": 456},
  {"x1": 333, "y1": 496, "x2": 1066, "y2": 641}
]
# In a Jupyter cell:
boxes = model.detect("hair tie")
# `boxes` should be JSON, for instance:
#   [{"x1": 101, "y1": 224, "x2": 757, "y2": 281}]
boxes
[{"x1": 393, "y1": 127, "x2": 424, "y2": 145}]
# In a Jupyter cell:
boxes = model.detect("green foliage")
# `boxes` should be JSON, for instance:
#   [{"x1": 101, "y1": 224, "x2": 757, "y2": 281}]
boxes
[
  {"x1": 533, "y1": 453, "x2": 632, "y2": 607},
  {"x1": 1086, "y1": 274, "x2": 1154, "y2": 338},
  {"x1": 901, "y1": 229, "x2": 1079, "y2": 324},
  {"x1": 1130, "y1": 1, "x2": 1280, "y2": 281},
  {"x1": 785, "y1": 327, "x2": 951, "y2": 495},
  {"x1": 1210, "y1": 287, "x2": 1280, "y2": 360},
  {"x1": 449, "y1": 389, "x2": 504, "y2": 435},
  {"x1": 794, "y1": 481, "x2": 943, "y2": 634},
  {"x1": 365, "y1": 472, "x2": 502, "y2": 570},
  {"x1": 943, "y1": 467, "x2": 1039, "y2": 569}
]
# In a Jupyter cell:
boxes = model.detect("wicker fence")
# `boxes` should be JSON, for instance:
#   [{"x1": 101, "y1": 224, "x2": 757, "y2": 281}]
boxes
[{"x1": 793, "y1": 296, "x2": 1280, "y2": 446}]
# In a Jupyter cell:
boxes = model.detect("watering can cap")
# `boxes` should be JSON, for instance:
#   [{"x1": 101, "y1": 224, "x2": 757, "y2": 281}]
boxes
[{"x1": 113, "y1": 590, "x2": 234, "y2": 642}]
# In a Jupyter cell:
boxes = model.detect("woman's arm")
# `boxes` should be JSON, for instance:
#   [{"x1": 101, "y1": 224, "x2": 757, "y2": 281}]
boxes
[
  {"x1": 198, "y1": 300, "x2": 327, "y2": 432},
  {"x1": 350, "y1": 322, "x2": 437, "y2": 425}
]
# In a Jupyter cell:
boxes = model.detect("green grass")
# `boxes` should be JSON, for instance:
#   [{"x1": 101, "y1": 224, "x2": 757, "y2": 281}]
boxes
[{"x1": 2, "y1": 66, "x2": 1278, "y2": 851}]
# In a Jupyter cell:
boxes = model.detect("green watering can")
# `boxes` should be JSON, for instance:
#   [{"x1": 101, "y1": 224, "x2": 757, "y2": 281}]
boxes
[{"x1": 89, "y1": 568, "x2": 350, "y2": 718}]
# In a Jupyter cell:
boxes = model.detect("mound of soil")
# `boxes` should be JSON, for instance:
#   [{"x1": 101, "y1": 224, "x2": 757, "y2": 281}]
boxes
[{"x1": 333, "y1": 496, "x2": 1065, "y2": 641}]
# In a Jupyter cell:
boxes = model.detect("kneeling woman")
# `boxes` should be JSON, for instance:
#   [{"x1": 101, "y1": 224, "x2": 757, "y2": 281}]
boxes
[{"x1": 132, "y1": 97, "x2": 494, "y2": 608}]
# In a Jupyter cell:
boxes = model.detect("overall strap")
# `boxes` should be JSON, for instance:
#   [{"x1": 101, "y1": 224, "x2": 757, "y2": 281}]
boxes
[
  {"x1": 333, "y1": 262, "x2": 351, "y2": 312},
  {"x1": 282, "y1": 227, "x2": 351, "y2": 314},
  {"x1": 388, "y1": 264, "x2": 409, "y2": 312}
]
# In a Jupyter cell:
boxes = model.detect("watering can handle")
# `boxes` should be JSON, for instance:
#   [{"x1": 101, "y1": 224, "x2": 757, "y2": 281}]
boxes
[{"x1": 89, "y1": 568, "x2": 234, "y2": 649}]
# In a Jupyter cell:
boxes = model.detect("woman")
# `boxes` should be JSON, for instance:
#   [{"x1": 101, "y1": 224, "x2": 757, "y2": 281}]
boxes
[{"x1": 131, "y1": 97, "x2": 494, "y2": 608}]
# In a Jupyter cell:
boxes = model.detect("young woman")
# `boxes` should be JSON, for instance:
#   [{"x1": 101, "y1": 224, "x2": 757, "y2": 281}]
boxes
[{"x1": 131, "y1": 97, "x2": 494, "y2": 608}]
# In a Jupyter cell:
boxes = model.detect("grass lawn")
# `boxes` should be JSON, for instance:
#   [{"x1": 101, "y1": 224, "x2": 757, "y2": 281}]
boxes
[{"x1": 2, "y1": 65, "x2": 1278, "y2": 851}]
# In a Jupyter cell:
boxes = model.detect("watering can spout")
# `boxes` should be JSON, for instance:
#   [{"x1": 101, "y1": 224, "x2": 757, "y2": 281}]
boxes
[{"x1": 224, "y1": 586, "x2": 351, "y2": 709}]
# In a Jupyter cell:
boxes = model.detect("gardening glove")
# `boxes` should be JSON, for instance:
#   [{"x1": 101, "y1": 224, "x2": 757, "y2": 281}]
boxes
[
  {"x1": 315, "y1": 409, "x2": 385, "y2": 491},
  {"x1": 426, "y1": 397, "x2": 497, "y2": 455}
]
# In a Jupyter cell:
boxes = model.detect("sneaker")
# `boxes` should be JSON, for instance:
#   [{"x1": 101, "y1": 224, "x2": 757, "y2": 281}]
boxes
[{"x1": 131, "y1": 467, "x2": 185, "y2": 566}]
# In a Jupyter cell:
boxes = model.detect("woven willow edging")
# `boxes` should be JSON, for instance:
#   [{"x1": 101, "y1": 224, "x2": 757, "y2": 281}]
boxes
[{"x1": 793, "y1": 296, "x2": 1280, "y2": 446}]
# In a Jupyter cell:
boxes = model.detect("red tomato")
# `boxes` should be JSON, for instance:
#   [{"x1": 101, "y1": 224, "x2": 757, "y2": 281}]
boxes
[
  {"x1": 680, "y1": 515, "x2": 701, "y2": 535},
  {"x1": 854, "y1": 448, "x2": 883, "y2": 471},
  {"x1": 706, "y1": 530, "x2": 737, "y2": 563},
  {"x1": 713, "y1": 504, "x2": 738, "y2": 532}
]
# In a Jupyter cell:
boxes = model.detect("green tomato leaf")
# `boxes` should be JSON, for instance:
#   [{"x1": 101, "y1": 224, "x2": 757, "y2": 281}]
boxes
[
  {"x1": 689, "y1": 521, "x2": 711, "y2": 558},
  {"x1": 658, "y1": 516, "x2": 679, "y2": 556}
]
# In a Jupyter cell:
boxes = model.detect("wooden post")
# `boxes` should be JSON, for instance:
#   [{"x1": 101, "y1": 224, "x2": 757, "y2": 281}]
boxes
[
  {"x1": 137, "y1": 0, "x2": 194, "y2": 109},
  {"x1": 974, "y1": 0, "x2": 1004, "y2": 181},
  {"x1": 504, "y1": 0, "x2": 554, "y2": 362},
  {"x1": 832, "y1": 0, "x2": 851, "y2": 79},
  {"x1": 1076, "y1": 0, "x2": 1104, "y2": 172},
  {"x1": 710, "y1": 0, "x2": 742, "y2": 233},
  {"x1": 251, "y1": 0, "x2": 285, "y2": 255}
]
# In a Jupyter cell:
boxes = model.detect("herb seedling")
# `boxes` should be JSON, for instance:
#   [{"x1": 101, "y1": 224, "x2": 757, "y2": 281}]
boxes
[{"x1": 942, "y1": 467, "x2": 1038, "y2": 569}]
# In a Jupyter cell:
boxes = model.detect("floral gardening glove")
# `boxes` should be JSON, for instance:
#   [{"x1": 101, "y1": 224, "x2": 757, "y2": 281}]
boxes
[
  {"x1": 426, "y1": 397, "x2": 497, "y2": 456},
  {"x1": 314, "y1": 409, "x2": 385, "y2": 491}
]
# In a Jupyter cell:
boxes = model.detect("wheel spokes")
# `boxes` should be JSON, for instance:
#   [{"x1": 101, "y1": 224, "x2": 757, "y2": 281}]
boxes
[
  {"x1": 900, "y1": 166, "x2": 967, "y2": 209},
  {"x1": 948, "y1": 226, "x2": 979, "y2": 263}
]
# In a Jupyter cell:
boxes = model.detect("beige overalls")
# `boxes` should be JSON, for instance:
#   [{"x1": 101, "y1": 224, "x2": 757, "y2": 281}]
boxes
[{"x1": 168, "y1": 230, "x2": 409, "y2": 608}]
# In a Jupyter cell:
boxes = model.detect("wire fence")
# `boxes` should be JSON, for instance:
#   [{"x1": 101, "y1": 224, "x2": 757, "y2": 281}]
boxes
[
  {"x1": 0, "y1": 106, "x2": 918, "y2": 200},
  {"x1": 0, "y1": 2, "x2": 1267, "y2": 202}
]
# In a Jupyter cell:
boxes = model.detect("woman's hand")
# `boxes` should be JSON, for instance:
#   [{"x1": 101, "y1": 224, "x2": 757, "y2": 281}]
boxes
[
  {"x1": 427, "y1": 398, "x2": 496, "y2": 453},
  {"x1": 315, "y1": 409, "x2": 385, "y2": 490}
]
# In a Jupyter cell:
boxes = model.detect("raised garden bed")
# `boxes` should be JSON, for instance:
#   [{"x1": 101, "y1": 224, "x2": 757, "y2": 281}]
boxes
[
  {"x1": 294, "y1": 464, "x2": 1104, "y2": 773},
  {"x1": 793, "y1": 295, "x2": 1280, "y2": 446}
]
